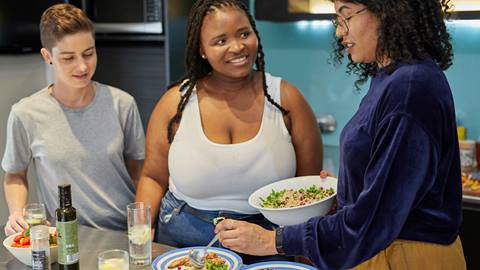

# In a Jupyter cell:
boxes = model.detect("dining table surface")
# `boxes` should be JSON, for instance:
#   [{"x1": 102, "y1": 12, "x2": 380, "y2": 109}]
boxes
[{"x1": 0, "y1": 224, "x2": 174, "y2": 270}]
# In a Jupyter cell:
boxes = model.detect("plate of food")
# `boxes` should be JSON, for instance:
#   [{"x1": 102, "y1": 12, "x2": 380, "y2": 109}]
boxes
[
  {"x1": 152, "y1": 246, "x2": 242, "y2": 270},
  {"x1": 242, "y1": 261, "x2": 318, "y2": 270}
]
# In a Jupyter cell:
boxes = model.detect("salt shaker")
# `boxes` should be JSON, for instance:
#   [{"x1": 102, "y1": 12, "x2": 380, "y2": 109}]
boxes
[{"x1": 31, "y1": 225, "x2": 51, "y2": 270}]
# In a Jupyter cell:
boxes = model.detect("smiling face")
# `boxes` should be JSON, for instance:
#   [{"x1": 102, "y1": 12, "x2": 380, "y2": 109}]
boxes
[
  {"x1": 41, "y1": 31, "x2": 97, "y2": 90},
  {"x1": 199, "y1": 5, "x2": 258, "y2": 79},
  {"x1": 334, "y1": 1, "x2": 380, "y2": 64}
]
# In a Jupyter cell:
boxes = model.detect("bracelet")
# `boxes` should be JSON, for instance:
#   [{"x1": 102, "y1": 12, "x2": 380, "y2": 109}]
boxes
[{"x1": 275, "y1": 226, "x2": 285, "y2": 255}]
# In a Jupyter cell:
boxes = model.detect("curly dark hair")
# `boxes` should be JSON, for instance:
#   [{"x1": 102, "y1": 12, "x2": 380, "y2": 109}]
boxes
[
  {"x1": 166, "y1": 0, "x2": 288, "y2": 143},
  {"x1": 330, "y1": 0, "x2": 453, "y2": 89}
]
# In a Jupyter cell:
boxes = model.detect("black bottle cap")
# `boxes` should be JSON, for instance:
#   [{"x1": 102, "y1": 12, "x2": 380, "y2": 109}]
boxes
[
  {"x1": 58, "y1": 184, "x2": 72, "y2": 208},
  {"x1": 58, "y1": 184, "x2": 71, "y2": 195}
]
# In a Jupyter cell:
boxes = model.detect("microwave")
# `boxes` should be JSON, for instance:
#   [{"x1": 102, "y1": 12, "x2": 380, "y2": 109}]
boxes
[{"x1": 80, "y1": 0, "x2": 163, "y2": 34}]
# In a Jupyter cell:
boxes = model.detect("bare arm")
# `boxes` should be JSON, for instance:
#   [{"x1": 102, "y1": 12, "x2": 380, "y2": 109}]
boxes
[
  {"x1": 281, "y1": 80, "x2": 323, "y2": 176},
  {"x1": 126, "y1": 159, "x2": 144, "y2": 189},
  {"x1": 3, "y1": 170, "x2": 29, "y2": 235},
  {"x1": 135, "y1": 87, "x2": 181, "y2": 227}
]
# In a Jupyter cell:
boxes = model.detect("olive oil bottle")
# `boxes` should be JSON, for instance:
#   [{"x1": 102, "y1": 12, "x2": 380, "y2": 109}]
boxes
[{"x1": 56, "y1": 184, "x2": 79, "y2": 269}]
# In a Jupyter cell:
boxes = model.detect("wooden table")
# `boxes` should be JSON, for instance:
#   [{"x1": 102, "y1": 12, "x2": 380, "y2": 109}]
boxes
[{"x1": 0, "y1": 224, "x2": 174, "y2": 270}]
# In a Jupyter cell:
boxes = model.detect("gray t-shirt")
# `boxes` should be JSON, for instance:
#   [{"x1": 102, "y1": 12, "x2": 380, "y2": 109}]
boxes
[{"x1": 2, "y1": 82, "x2": 145, "y2": 230}]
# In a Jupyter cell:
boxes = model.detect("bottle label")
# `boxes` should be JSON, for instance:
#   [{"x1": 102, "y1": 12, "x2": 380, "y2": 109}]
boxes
[
  {"x1": 460, "y1": 148, "x2": 474, "y2": 167},
  {"x1": 57, "y1": 220, "x2": 79, "y2": 265},
  {"x1": 32, "y1": 250, "x2": 49, "y2": 270}
]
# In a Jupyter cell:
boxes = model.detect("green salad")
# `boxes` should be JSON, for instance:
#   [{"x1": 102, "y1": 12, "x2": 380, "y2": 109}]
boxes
[
  {"x1": 205, "y1": 260, "x2": 228, "y2": 270},
  {"x1": 260, "y1": 185, "x2": 335, "y2": 208}
]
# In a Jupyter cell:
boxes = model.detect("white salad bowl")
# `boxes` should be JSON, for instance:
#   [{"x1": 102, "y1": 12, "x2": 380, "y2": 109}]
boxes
[
  {"x1": 2, "y1": 227, "x2": 58, "y2": 266},
  {"x1": 248, "y1": 175, "x2": 337, "y2": 226}
]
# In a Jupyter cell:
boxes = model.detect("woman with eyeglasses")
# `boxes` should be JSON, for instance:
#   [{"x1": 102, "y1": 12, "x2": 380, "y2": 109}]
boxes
[{"x1": 214, "y1": 0, "x2": 466, "y2": 269}]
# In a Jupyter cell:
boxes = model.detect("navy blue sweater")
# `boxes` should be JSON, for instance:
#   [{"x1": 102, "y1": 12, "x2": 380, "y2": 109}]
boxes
[{"x1": 283, "y1": 59, "x2": 462, "y2": 269}]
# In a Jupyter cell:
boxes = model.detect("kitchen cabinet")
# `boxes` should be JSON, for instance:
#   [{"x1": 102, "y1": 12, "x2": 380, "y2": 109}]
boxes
[
  {"x1": 255, "y1": 0, "x2": 333, "y2": 21},
  {"x1": 93, "y1": 40, "x2": 166, "y2": 130},
  {"x1": 255, "y1": 0, "x2": 480, "y2": 21},
  {"x1": 460, "y1": 200, "x2": 480, "y2": 270},
  {"x1": 92, "y1": 0, "x2": 196, "y2": 129},
  {"x1": 452, "y1": 0, "x2": 480, "y2": 12},
  {"x1": 451, "y1": 0, "x2": 480, "y2": 19}
]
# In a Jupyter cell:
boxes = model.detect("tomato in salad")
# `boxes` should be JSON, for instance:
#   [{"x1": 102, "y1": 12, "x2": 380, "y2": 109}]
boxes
[{"x1": 10, "y1": 228, "x2": 57, "y2": 248}]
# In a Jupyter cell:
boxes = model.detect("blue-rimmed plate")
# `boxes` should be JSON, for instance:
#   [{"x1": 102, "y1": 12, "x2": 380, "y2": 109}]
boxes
[
  {"x1": 152, "y1": 246, "x2": 243, "y2": 270},
  {"x1": 242, "y1": 261, "x2": 318, "y2": 270}
]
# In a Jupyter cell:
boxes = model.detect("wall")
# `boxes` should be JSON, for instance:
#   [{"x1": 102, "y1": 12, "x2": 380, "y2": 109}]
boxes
[
  {"x1": 255, "y1": 19, "x2": 480, "y2": 146},
  {"x1": 446, "y1": 21, "x2": 480, "y2": 141},
  {"x1": 0, "y1": 54, "x2": 43, "y2": 226}
]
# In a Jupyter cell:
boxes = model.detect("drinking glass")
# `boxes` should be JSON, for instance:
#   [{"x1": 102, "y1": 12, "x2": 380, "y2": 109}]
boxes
[
  {"x1": 23, "y1": 203, "x2": 47, "y2": 228},
  {"x1": 126, "y1": 202, "x2": 151, "y2": 266},
  {"x1": 31, "y1": 225, "x2": 51, "y2": 270},
  {"x1": 98, "y1": 249, "x2": 129, "y2": 270}
]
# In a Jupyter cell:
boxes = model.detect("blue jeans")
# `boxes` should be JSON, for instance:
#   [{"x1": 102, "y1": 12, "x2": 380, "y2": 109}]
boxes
[{"x1": 155, "y1": 191, "x2": 293, "y2": 265}]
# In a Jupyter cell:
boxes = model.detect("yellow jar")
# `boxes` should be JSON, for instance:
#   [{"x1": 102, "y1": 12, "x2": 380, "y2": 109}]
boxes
[{"x1": 457, "y1": 126, "x2": 465, "y2": 140}]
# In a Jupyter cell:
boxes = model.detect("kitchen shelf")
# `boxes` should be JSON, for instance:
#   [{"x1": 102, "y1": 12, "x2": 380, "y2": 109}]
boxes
[
  {"x1": 463, "y1": 195, "x2": 480, "y2": 212},
  {"x1": 463, "y1": 195, "x2": 480, "y2": 204}
]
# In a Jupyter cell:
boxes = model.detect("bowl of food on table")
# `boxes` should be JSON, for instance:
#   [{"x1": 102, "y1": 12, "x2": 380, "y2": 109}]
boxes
[
  {"x1": 2, "y1": 227, "x2": 58, "y2": 266},
  {"x1": 249, "y1": 175, "x2": 337, "y2": 226}
]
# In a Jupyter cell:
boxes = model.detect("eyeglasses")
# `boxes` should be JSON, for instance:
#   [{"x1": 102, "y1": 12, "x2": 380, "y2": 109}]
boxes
[{"x1": 332, "y1": 7, "x2": 368, "y2": 34}]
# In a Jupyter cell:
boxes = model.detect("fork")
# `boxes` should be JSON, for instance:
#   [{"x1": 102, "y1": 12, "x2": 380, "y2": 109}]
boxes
[{"x1": 188, "y1": 234, "x2": 220, "y2": 268}]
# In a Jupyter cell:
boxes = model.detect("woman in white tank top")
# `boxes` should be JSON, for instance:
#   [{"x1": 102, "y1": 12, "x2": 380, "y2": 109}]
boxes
[{"x1": 135, "y1": 0, "x2": 322, "y2": 264}]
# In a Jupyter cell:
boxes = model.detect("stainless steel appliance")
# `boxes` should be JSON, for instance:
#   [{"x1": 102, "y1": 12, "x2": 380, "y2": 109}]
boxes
[{"x1": 81, "y1": 0, "x2": 163, "y2": 34}]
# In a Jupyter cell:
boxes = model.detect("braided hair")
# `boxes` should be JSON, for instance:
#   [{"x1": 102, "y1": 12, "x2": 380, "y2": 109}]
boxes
[
  {"x1": 330, "y1": 0, "x2": 453, "y2": 90},
  {"x1": 166, "y1": 0, "x2": 288, "y2": 143}
]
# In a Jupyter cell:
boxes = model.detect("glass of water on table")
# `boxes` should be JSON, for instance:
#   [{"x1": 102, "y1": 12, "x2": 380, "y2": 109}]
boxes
[
  {"x1": 98, "y1": 249, "x2": 129, "y2": 270},
  {"x1": 126, "y1": 202, "x2": 151, "y2": 266},
  {"x1": 23, "y1": 203, "x2": 47, "y2": 227}
]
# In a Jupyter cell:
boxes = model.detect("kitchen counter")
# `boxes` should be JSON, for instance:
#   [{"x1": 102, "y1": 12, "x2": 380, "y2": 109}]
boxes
[
  {"x1": 0, "y1": 224, "x2": 174, "y2": 270},
  {"x1": 463, "y1": 195, "x2": 480, "y2": 209}
]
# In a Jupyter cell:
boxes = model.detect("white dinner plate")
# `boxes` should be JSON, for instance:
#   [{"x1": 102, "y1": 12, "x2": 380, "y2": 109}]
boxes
[
  {"x1": 152, "y1": 246, "x2": 242, "y2": 270},
  {"x1": 242, "y1": 261, "x2": 318, "y2": 270}
]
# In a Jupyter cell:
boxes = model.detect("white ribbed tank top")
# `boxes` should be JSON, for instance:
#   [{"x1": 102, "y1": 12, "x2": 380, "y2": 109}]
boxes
[{"x1": 168, "y1": 73, "x2": 296, "y2": 214}]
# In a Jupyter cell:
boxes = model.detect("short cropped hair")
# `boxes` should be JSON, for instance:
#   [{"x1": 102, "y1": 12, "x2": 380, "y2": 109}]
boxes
[{"x1": 40, "y1": 3, "x2": 94, "y2": 51}]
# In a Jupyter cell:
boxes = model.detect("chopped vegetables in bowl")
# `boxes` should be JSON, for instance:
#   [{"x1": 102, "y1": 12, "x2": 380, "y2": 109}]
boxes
[
  {"x1": 260, "y1": 185, "x2": 335, "y2": 209},
  {"x1": 3, "y1": 227, "x2": 58, "y2": 266},
  {"x1": 249, "y1": 175, "x2": 337, "y2": 225},
  {"x1": 9, "y1": 227, "x2": 57, "y2": 248}
]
